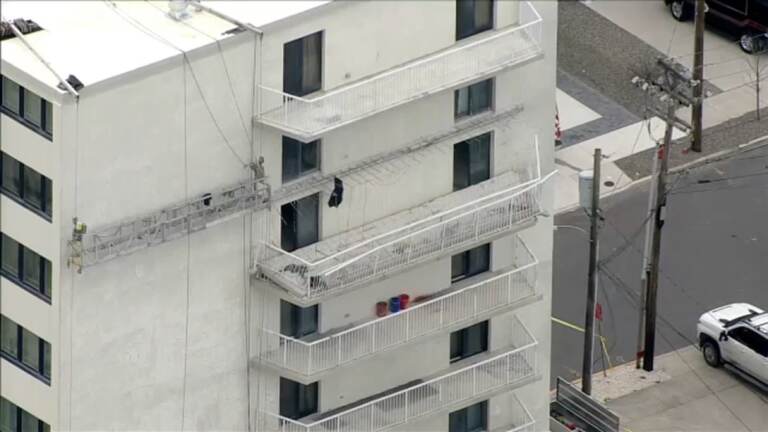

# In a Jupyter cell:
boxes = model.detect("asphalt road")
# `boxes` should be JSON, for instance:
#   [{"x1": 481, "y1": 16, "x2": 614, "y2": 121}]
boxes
[{"x1": 551, "y1": 142, "x2": 768, "y2": 384}]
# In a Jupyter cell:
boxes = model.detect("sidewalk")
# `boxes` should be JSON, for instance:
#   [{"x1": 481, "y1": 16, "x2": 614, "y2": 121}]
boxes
[
  {"x1": 589, "y1": 346, "x2": 768, "y2": 432},
  {"x1": 554, "y1": 1, "x2": 768, "y2": 213},
  {"x1": 554, "y1": 86, "x2": 685, "y2": 212}
]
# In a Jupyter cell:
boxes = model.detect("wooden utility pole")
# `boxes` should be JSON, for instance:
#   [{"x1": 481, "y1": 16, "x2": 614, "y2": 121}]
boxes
[
  {"x1": 691, "y1": 0, "x2": 706, "y2": 152},
  {"x1": 636, "y1": 148, "x2": 659, "y2": 368},
  {"x1": 631, "y1": 57, "x2": 697, "y2": 370},
  {"x1": 581, "y1": 148, "x2": 601, "y2": 395},
  {"x1": 644, "y1": 103, "x2": 674, "y2": 371}
]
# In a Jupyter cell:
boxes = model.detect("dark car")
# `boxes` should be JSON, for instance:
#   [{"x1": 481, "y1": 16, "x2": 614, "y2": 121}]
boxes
[{"x1": 665, "y1": 0, "x2": 768, "y2": 53}]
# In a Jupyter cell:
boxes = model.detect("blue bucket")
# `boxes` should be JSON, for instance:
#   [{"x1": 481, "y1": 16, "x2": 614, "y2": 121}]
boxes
[{"x1": 389, "y1": 296, "x2": 401, "y2": 313}]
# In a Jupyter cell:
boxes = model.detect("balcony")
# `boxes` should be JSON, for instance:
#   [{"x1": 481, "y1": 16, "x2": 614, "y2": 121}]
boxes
[
  {"x1": 260, "y1": 316, "x2": 538, "y2": 432},
  {"x1": 256, "y1": 2, "x2": 543, "y2": 140},
  {"x1": 258, "y1": 236, "x2": 538, "y2": 377},
  {"x1": 493, "y1": 395, "x2": 536, "y2": 432},
  {"x1": 255, "y1": 140, "x2": 552, "y2": 301}
]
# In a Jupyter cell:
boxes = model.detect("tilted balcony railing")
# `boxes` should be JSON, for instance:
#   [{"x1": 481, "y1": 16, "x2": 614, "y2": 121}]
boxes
[
  {"x1": 495, "y1": 394, "x2": 536, "y2": 432},
  {"x1": 260, "y1": 316, "x2": 538, "y2": 432},
  {"x1": 257, "y1": 236, "x2": 538, "y2": 377},
  {"x1": 255, "y1": 139, "x2": 553, "y2": 300},
  {"x1": 256, "y1": 1, "x2": 543, "y2": 140}
]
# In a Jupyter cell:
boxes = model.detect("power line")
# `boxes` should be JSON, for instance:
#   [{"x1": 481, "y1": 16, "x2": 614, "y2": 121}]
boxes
[
  {"x1": 143, "y1": 0, "x2": 252, "y2": 145},
  {"x1": 179, "y1": 56, "x2": 192, "y2": 432},
  {"x1": 598, "y1": 267, "x2": 754, "y2": 432}
]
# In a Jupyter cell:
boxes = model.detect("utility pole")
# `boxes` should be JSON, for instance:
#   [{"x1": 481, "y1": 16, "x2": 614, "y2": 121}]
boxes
[
  {"x1": 632, "y1": 58, "x2": 697, "y2": 370},
  {"x1": 644, "y1": 103, "x2": 674, "y2": 371},
  {"x1": 636, "y1": 147, "x2": 658, "y2": 369},
  {"x1": 691, "y1": 0, "x2": 706, "y2": 152},
  {"x1": 581, "y1": 148, "x2": 601, "y2": 395}
]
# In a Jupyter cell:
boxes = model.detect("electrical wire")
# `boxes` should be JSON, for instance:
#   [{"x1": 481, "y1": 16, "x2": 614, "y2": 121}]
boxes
[
  {"x1": 179, "y1": 56, "x2": 192, "y2": 432},
  {"x1": 600, "y1": 211, "x2": 708, "y2": 311},
  {"x1": 143, "y1": 0, "x2": 251, "y2": 145},
  {"x1": 598, "y1": 266, "x2": 755, "y2": 432}
]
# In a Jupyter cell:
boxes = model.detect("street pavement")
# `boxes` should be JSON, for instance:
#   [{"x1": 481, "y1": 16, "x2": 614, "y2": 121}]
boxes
[{"x1": 551, "y1": 142, "x2": 768, "y2": 384}]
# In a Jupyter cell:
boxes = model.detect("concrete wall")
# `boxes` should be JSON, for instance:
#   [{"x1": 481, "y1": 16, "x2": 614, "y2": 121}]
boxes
[
  {"x1": 0, "y1": 65, "x2": 63, "y2": 429},
  {"x1": 2, "y1": 0, "x2": 556, "y2": 430},
  {"x1": 53, "y1": 34, "x2": 257, "y2": 432}
]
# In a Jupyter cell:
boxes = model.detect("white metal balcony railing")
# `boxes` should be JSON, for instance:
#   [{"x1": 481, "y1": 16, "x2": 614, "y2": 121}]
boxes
[
  {"x1": 497, "y1": 394, "x2": 536, "y2": 432},
  {"x1": 261, "y1": 317, "x2": 538, "y2": 432},
  {"x1": 257, "y1": 1, "x2": 543, "y2": 139},
  {"x1": 256, "y1": 139, "x2": 552, "y2": 301},
  {"x1": 258, "y1": 237, "x2": 538, "y2": 376}
]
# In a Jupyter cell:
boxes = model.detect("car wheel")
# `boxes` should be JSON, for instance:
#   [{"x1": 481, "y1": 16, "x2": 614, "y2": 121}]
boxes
[
  {"x1": 740, "y1": 33, "x2": 756, "y2": 54},
  {"x1": 740, "y1": 33, "x2": 767, "y2": 55},
  {"x1": 670, "y1": 1, "x2": 692, "y2": 21},
  {"x1": 702, "y1": 340, "x2": 722, "y2": 367}
]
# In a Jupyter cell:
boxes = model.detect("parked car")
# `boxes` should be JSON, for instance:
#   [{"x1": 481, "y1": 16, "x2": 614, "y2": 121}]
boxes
[
  {"x1": 697, "y1": 303, "x2": 768, "y2": 384},
  {"x1": 665, "y1": 0, "x2": 768, "y2": 53}
]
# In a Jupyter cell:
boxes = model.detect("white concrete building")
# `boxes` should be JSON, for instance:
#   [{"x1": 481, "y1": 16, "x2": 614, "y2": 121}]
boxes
[{"x1": 0, "y1": 1, "x2": 556, "y2": 431}]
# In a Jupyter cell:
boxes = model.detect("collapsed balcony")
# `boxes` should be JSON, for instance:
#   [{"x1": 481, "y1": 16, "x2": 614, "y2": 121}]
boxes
[
  {"x1": 255, "y1": 141, "x2": 551, "y2": 301},
  {"x1": 256, "y1": 2, "x2": 543, "y2": 140}
]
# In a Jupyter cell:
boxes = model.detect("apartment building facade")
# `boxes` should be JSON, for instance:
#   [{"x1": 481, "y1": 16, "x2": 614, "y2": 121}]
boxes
[{"x1": 0, "y1": 1, "x2": 556, "y2": 431}]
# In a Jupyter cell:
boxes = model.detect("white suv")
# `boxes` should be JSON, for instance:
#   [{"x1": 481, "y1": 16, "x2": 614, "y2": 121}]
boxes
[{"x1": 697, "y1": 303, "x2": 768, "y2": 384}]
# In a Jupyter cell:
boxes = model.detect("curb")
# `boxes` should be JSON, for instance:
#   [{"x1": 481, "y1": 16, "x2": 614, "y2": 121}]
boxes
[
  {"x1": 555, "y1": 134, "x2": 768, "y2": 215},
  {"x1": 668, "y1": 134, "x2": 768, "y2": 175}
]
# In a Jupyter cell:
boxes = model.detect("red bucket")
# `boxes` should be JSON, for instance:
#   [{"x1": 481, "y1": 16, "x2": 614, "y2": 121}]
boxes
[{"x1": 399, "y1": 294, "x2": 410, "y2": 310}]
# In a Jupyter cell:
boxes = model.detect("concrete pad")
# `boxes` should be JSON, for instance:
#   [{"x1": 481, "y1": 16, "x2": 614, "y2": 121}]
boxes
[
  {"x1": 716, "y1": 383, "x2": 768, "y2": 431},
  {"x1": 601, "y1": 346, "x2": 768, "y2": 432},
  {"x1": 607, "y1": 370, "x2": 712, "y2": 422},
  {"x1": 556, "y1": 89, "x2": 601, "y2": 131},
  {"x1": 620, "y1": 393, "x2": 751, "y2": 432}
]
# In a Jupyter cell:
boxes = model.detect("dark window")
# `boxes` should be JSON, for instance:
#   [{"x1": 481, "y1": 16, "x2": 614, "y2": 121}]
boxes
[
  {"x1": 729, "y1": 327, "x2": 768, "y2": 356},
  {"x1": 455, "y1": 79, "x2": 493, "y2": 118},
  {"x1": 1, "y1": 153, "x2": 21, "y2": 196},
  {"x1": 449, "y1": 400, "x2": 488, "y2": 432},
  {"x1": 453, "y1": 133, "x2": 491, "y2": 191},
  {"x1": 282, "y1": 137, "x2": 320, "y2": 182},
  {"x1": 0, "y1": 76, "x2": 53, "y2": 139},
  {"x1": 22, "y1": 89, "x2": 42, "y2": 128},
  {"x1": 283, "y1": 32, "x2": 323, "y2": 97},
  {"x1": 456, "y1": 0, "x2": 494, "y2": 41},
  {"x1": 0, "y1": 315, "x2": 51, "y2": 384},
  {"x1": 450, "y1": 321, "x2": 488, "y2": 363},
  {"x1": 1, "y1": 152, "x2": 53, "y2": 219},
  {"x1": 1, "y1": 76, "x2": 21, "y2": 115},
  {"x1": 279, "y1": 378, "x2": 318, "y2": 420},
  {"x1": 0, "y1": 233, "x2": 52, "y2": 301},
  {"x1": 280, "y1": 300, "x2": 318, "y2": 338},
  {"x1": 451, "y1": 244, "x2": 490, "y2": 283},
  {"x1": 0, "y1": 396, "x2": 50, "y2": 432},
  {"x1": 281, "y1": 194, "x2": 320, "y2": 252}
]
